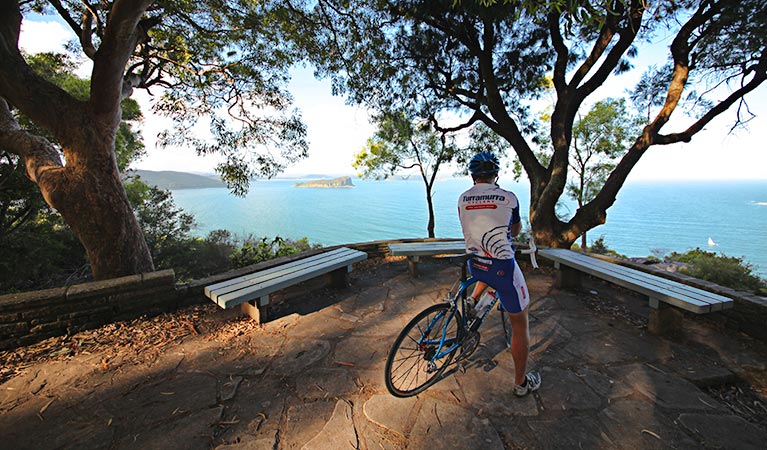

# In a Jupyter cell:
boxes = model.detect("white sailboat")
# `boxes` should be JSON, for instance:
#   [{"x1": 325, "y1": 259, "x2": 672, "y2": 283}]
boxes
[{"x1": 708, "y1": 237, "x2": 718, "y2": 246}]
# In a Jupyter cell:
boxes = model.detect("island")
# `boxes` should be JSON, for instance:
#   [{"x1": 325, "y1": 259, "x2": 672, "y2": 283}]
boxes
[{"x1": 293, "y1": 176, "x2": 355, "y2": 188}]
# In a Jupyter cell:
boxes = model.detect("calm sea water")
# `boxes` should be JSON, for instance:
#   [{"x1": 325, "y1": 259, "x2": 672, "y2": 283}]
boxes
[{"x1": 171, "y1": 178, "x2": 767, "y2": 278}]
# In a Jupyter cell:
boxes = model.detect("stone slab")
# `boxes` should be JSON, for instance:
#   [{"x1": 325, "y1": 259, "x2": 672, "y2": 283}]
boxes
[
  {"x1": 282, "y1": 401, "x2": 335, "y2": 450},
  {"x1": 679, "y1": 413, "x2": 767, "y2": 450},
  {"x1": 598, "y1": 399, "x2": 699, "y2": 450},
  {"x1": 269, "y1": 339, "x2": 331, "y2": 375},
  {"x1": 609, "y1": 363, "x2": 726, "y2": 411},
  {"x1": 363, "y1": 393, "x2": 418, "y2": 436},
  {"x1": 296, "y1": 368, "x2": 356, "y2": 401},
  {"x1": 527, "y1": 415, "x2": 616, "y2": 449},
  {"x1": 409, "y1": 398, "x2": 505, "y2": 450},
  {"x1": 333, "y1": 335, "x2": 387, "y2": 371},
  {"x1": 302, "y1": 400, "x2": 357, "y2": 450},
  {"x1": 456, "y1": 361, "x2": 539, "y2": 417},
  {"x1": 575, "y1": 366, "x2": 634, "y2": 400},
  {"x1": 350, "y1": 313, "x2": 407, "y2": 338},
  {"x1": 561, "y1": 332, "x2": 643, "y2": 365},
  {"x1": 537, "y1": 367, "x2": 602, "y2": 412}
]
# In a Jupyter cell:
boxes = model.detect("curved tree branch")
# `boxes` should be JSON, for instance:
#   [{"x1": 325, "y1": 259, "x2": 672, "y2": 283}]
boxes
[{"x1": 0, "y1": 98, "x2": 64, "y2": 187}]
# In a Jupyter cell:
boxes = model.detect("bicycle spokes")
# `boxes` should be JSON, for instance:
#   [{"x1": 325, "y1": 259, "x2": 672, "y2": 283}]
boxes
[{"x1": 384, "y1": 303, "x2": 463, "y2": 397}]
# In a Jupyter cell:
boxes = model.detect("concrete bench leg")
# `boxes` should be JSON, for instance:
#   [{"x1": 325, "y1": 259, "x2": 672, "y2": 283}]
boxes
[
  {"x1": 555, "y1": 263, "x2": 581, "y2": 290},
  {"x1": 241, "y1": 296, "x2": 269, "y2": 323},
  {"x1": 408, "y1": 256, "x2": 420, "y2": 277},
  {"x1": 328, "y1": 265, "x2": 352, "y2": 288},
  {"x1": 648, "y1": 299, "x2": 683, "y2": 336}
]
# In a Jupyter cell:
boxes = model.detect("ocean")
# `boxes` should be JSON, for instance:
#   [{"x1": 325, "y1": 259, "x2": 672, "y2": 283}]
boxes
[{"x1": 170, "y1": 178, "x2": 767, "y2": 278}]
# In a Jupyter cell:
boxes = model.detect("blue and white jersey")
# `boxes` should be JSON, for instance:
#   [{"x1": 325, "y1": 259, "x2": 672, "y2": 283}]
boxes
[{"x1": 457, "y1": 182, "x2": 521, "y2": 260}]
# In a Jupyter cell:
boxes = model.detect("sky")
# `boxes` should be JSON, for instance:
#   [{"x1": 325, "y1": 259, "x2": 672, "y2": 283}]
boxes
[{"x1": 18, "y1": 16, "x2": 767, "y2": 181}]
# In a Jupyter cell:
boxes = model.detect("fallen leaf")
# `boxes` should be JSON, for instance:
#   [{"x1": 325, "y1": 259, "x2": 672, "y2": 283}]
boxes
[
  {"x1": 40, "y1": 397, "x2": 56, "y2": 415},
  {"x1": 641, "y1": 429, "x2": 661, "y2": 440},
  {"x1": 335, "y1": 361, "x2": 355, "y2": 367}
]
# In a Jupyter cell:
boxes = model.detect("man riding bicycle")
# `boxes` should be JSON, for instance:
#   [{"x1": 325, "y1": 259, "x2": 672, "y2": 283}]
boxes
[{"x1": 457, "y1": 151, "x2": 541, "y2": 397}]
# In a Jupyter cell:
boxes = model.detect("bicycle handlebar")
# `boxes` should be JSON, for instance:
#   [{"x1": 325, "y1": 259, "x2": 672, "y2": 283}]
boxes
[{"x1": 446, "y1": 237, "x2": 539, "y2": 270}]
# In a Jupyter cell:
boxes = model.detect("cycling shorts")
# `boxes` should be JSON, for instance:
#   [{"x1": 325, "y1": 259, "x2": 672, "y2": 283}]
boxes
[{"x1": 468, "y1": 257, "x2": 530, "y2": 313}]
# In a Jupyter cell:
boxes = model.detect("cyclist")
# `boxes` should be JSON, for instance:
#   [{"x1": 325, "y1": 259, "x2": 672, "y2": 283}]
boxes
[{"x1": 457, "y1": 151, "x2": 541, "y2": 397}]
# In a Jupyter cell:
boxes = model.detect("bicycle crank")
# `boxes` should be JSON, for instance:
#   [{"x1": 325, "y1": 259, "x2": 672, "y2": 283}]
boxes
[{"x1": 458, "y1": 331, "x2": 481, "y2": 361}]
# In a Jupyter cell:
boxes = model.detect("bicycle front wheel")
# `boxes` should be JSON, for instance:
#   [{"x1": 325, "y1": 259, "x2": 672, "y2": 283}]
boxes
[{"x1": 385, "y1": 303, "x2": 463, "y2": 397}]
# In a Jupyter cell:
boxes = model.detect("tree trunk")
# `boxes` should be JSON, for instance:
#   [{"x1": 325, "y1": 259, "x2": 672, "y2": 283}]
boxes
[
  {"x1": 28, "y1": 126, "x2": 154, "y2": 280},
  {"x1": 425, "y1": 184, "x2": 435, "y2": 238},
  {"x1": 0, "y1": 1, "x2": 155, "y2": 281},
  {"x1": 45, "y1": 163, "x2": 154, "y2": 280}
]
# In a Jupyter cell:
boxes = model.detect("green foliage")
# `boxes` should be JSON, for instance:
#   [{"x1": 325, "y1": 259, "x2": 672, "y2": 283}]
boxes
[
  {"x1": 1, "y1": 171, "x2": 318, "y2": 291},
  {"x1": 0, "y1": 211, "x2": 88, "y2": 294},
  {"x1": 126, "y1": 177, "x2": 237, "y2": 280},
  {"x1": 127, "y1": 1, "x2": 309, "y2": 191},
  {"x1": 669, "y1": 248, "x2": 767, "y2": 295},
  {"x1": 19, "y1": 52, "x2": 145, "y2": 171},
  {"x1": 230, "y1": 236, "x2": 320, "y2": 269},
  {"x1": 567, "y1": 98, "x2": 641, "y2": 206},
  {"x1": 1, "y1": 150, "x2": 89, "y2": 293},
  {"x1": 0, "y1": 151, "x2": 48, "y2": 241},
  {"x1": 585, "y1": 235, "x2": 626, "y2": 258}
]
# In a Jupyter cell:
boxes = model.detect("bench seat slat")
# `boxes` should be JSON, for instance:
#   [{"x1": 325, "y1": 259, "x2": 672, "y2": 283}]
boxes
[
  {"x1": 206, "y1": 247, "x2": 367, "y2": 309},
  {"x1": 545, "y1": 250, "x2": 730, "y2": 308},
  {"x1": 541, "y1": 249, "x2": 729, "y2": 310},
  {"x1": 389, "y1": 241, "x2": 465, "y2": 257},
  {"x1": 539, "y1": 249, "x2": 732, "y2": 314},
  {"x1": 539, "y1": 249, "x2": 729, "y2": 303},
  {"x1": 205, "y1": 248, "x2": 359, "y2": 297}
]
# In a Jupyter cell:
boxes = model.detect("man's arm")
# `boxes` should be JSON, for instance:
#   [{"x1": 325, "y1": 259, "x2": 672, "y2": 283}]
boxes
[{"x1": 510, "y1": 221, "x2": 522, "y2": 238}]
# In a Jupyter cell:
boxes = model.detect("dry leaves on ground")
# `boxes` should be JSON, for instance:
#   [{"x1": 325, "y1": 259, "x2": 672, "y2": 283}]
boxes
[{"x1": 0, "y1": 303, "x2": 265, "y2": 383}]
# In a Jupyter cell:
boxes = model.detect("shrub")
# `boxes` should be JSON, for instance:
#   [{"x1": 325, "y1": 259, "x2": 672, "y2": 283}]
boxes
[
  {"x1": 668, "y1": 248, "x2": 767, "y2": 295},
  {"x1": 586, "y1": 235, "x2": 626, "y2": 258},
  {"x1": 230, "y1": 236, "x2": 321, "y2": 269}
]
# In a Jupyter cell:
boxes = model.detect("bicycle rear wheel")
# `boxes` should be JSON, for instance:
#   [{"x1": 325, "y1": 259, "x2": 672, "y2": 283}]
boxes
[{"x1": 385, "y1": 303, "x2": 463, "y2": 397}]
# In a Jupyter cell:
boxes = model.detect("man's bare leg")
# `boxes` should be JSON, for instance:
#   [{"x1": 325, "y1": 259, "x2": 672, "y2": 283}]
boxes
[{"x1": 507, "y1": 309, "x2": 530, "y2": 385}]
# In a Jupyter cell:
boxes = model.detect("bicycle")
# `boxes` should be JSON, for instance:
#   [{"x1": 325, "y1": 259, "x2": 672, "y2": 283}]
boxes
[{"x1": 384, "y1": 240, "x2": 538, "y2": 398}]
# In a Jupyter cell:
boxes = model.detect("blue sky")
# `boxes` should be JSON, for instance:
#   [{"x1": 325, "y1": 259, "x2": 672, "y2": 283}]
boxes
[{"x1": 18, "y1": 16, "x2": 767, "y2": 181}]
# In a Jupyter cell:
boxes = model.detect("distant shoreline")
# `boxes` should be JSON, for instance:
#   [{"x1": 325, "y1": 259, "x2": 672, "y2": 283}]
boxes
[{"x1": 293, "y1": 176, "x2": 355, "y2": 189}]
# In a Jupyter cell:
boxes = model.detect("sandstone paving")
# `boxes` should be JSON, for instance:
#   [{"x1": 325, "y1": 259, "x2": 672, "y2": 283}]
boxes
[
  {"x1": 609, "y1": 363, "x2": 728, "y2": 412},
  {"x1": 598, "y1": 399, "x2": 700, "y2": 450},
  {"x1": 1, "y1": 258, "x2": 766, "y2": 449},
  {"x1": 678, "y1": 413, "x2": 767, "y2": 450},
  {"x1": 408, "y1": 398, "x2": 506, "y2": 450},
  {"x1": 536, "y1": 366, "x2": 603, "y2": 412}
]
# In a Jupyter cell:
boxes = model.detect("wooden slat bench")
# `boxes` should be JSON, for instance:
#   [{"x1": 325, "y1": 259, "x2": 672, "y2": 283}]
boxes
[
  {"x1": 388, "y1": 240, "x2": 466, "y2": 276},
  {"x1": 204, "y1": 247, "x2": 368, "y2": 323},
  {"x1": 538, "y1": 248, "x2": 733, "y2": 335},
  {"x1": 389, "y1": 239, "x2": 540, "y2": 276}
]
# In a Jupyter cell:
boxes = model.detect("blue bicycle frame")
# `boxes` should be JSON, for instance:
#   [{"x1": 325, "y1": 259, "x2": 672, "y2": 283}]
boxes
[{"x1": 418, "y1": 274, "x2": 499, "y2": 362}]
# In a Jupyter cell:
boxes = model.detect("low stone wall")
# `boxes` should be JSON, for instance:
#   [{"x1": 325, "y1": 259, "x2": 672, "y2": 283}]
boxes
[
  {"x1": 585, "y1": 253, "x2": 767, "y2": 341},
  {"x1": 0, "y1": 270, "x2": 178, "y2": 350},
  {"x1": 0, "y1": 238, "x2": 442, "y2": 351},
  {"x1": 4, "y1": 239, "x2": 765, "y2": 351}
]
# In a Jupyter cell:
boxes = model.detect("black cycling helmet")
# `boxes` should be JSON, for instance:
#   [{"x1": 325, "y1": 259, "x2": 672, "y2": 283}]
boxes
[{"x1": 468, "y1": 151, "x2": 500, "y2": 177}]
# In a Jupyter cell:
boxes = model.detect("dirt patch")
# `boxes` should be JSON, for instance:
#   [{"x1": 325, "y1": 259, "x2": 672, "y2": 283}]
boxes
[{"x1": 0, "y1": 303, "x2": 261, "y2": 384}]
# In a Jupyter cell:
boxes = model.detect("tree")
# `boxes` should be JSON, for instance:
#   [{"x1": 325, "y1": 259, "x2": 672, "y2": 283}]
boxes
[
  {"x1": 0, "y1": 1, "x2": 308, "y2": 280},
  {"x1": 354, "y1": 112, "x2": 500, "y2": 237},
  {"x1": 567, "y1": 98, "x2": 640, "y2": 249},
  {"x1": 289, "y1": 0, "x2": 767, "y2": 248}
]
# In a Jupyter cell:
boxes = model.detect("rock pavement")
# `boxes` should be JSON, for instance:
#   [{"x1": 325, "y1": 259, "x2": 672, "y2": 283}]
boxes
[{"x1": 1, "y1": 257, "x2": 766, "y2": 449}]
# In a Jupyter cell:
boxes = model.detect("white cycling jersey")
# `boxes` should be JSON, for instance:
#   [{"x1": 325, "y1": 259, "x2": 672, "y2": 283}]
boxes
[{"x1": 457, "y1": 182, "x2": 521, "y2": 260}]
